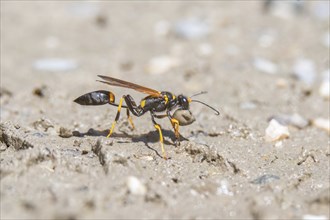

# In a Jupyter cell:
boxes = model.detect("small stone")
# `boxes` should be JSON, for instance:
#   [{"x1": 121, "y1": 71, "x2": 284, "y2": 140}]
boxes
[
  {"x1": 173, "y1": 109, "x2": 195, "y2": 126},
  {"x1": 253, "y1": 57, "x2": 278, "y2": 75},
  {"x1": 33, "y1": 85, "x2": 48, "y2": 98},
  {"x1": 33, "y1": 118, "x2": 54, "y2": 132},
  {"x1": 0, "y1": 142, "x2": 7, "y2": 151},
  {"x1": 59, "y1": 127, "x2": 73, "y2": 138},
  {"x1": 239, "y1": 101, "x2": 257, "y2": 110},
  {"x1": 174, "y1": 18, "x2": 210, "y2": 40},
  {"x1": 250, "y1": 174, "x2": 280, "y2": 185},
  {"x1": 34, "y1": 58, "x2": 78, "y2": 72},
  {"x1": 126, "y1": 176, "x2": 147, "y2": 196},
  {"x1": 216, "y1": 180, "x2": 233, "y2": 196},
  {"x1": 292, "y1": 59, "x2": 316, "y2": 85},
  {"x1": 319, "y1": 70, "x2": 330, "y2": 100},
  {"x1": 265, "y1": 119, "x2": 290, "y2": 142},
  {"x1": 303, "y1": 214, "x2": 327, "y2": 220},
  {"x1": 137, "y1": 155, "x2": 154, "y2": 161},
  {"x1": 269, "y1": 113, "x2": 309, "y2": 129},
  {"x1": 319, "y1": 81, "x2": 330, "y2": 100},
  {"x1": 146, "y1": 55, "x2": 180, "y2": 75},
  {"x1": 312, "y1": 118, "x2": 330, "y2": 135}
]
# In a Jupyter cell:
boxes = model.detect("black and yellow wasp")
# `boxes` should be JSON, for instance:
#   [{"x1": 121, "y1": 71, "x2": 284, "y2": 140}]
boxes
[{"x1": 74, "y1": 75, "x2": 219, "y2": 159}]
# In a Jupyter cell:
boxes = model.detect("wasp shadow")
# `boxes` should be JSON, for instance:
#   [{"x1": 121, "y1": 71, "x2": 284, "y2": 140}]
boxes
[{"x1": 73, "y1": 128, "x2": 188, "y2": 158}]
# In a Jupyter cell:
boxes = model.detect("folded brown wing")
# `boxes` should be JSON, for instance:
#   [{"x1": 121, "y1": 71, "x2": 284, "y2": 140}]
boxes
[{"x1": 97, "y1": 75, "x2": 161, "y2": 97}]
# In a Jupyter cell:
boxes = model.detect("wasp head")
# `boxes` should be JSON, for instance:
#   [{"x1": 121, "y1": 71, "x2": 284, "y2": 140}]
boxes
[{"x1": 177, "y1": 95, "x2": 191, "y2": 110}]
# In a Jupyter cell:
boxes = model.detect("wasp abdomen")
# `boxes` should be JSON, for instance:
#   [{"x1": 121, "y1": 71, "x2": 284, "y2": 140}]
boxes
[{"x1": 74, "y1": 90, "x2": 115, "y2": 105}]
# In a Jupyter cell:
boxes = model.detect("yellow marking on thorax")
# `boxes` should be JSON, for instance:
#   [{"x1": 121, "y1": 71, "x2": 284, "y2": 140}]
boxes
[
  {"x1": 140, "y1": 100, "x2": 146, "y2": 108},
  {"x1": 164, "y1": 95, "x2": 169, "y2": 104}
]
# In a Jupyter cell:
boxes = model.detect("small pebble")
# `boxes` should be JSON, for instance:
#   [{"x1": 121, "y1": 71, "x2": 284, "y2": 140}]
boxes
[
  {"x1": 269, "y1": 113, "x2": 309, "y2": 129},
  {"x1": 33, "y1": 118, "x2": 54, "y2": 132},
  {"x1": 34, "y1": 58, "x2": 78, "y2": 72},
  {"x1": 312, "y1": 118, "x2": 330, "y2": 134},
  {"x1": 216, "y1": 180, "x2": 233, "y2": 196},
  {"x1": 33, "y1": 85, "x2": 48, "y2": 98},
  {"x1": 319, "y1": 70, "x2": 330, "y2": 100},
  {"x1": 319, "y1": 81, "x2": 330, "y2": 100},
  {"x1": 253, "y1": 57, "x2": 278, "y2": 75},
  {"x1": 239, "y1": 101, "x2": 257, "y2": 110},
  {"x1": 303, "y1": 214, "x2": 328, "y2": 220},
  {"x1": 250, "y1": 174, "x2": 280, "y2": 185},
  {"x1": 292, "y1": 59, "x2": 316, "y2": 85},
  {"x1": 174, "y1": 18, "x2": 210, "y2": 40},
  {"x1": 126, "y1": 176, "x2": 147, "y2": 196},
  {"x1": 146, "y1": 55, "x2": 180, "y2": 75},
  {"x1": 59, "y1": 127, "x2": 73, "y2": 138},
  {"x1": 265, "y1": 119, "x2": 290, "y2": 142},
  {"x1": 173, "y1": 109, "x2": 195, "y2": 126}
]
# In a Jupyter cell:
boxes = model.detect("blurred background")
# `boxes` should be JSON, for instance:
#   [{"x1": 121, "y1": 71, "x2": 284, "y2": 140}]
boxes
[{"x1": 2, "y1": 1, "x2": 329, "y2": 124}]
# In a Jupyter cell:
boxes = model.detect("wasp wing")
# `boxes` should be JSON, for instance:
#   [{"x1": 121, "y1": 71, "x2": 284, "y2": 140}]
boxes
[{"x1": 97, "y1": 75, "x2": 161, "y2": 97}]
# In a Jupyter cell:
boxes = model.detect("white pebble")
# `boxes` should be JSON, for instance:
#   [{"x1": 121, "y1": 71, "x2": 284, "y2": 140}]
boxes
[
  {"x1": 174, "y1": 18, "x2": 210, "y2": 40},
  {"x1": 270, "y1": 113, "x2": 309, "y2": 129},
  {"x1": 146, "y1": 55, "x2": 180, "y2": 75},
  {"x1": 253, "y1": 57, "x2": 278, "y2": 75},
  {"x1": 319, "y1": 81, "x2": 330, "y2": 100},
  {"x1": 126, "y1": 176, "x2": 147, "y2": 196},
  {"x1": 34, "y1": 58, "x2": 77, "y2": 72},
  {"x1": 312, "y1": 118, "x2": 330, "y2": 135},
  {"x1": 293, "y1": 59, "x2": 316, "y2": 85},
  {"x1": 319, "y1": 69, "x2": 330, "y2": 100},
  {"x1": 216, "y1": 180, "x2": 233, "y2": 196},
  {"x1": 265, "y1": 119, "x2": 290, "y2": 142},
  {"x1": 303, "y1": 214, "x2": 328, "y2": 220}
]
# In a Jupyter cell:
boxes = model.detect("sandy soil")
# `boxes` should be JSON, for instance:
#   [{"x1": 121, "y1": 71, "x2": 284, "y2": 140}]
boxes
[{"x1": 1, "y1": 1, "x2": 329, "y2": 219}]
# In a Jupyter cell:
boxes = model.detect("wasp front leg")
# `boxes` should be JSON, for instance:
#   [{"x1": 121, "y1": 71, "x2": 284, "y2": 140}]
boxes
[{"x1": 167, "y1": 110, "x2": 180, "y2": 146}]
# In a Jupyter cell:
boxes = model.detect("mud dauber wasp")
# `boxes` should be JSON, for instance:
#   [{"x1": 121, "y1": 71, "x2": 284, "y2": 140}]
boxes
[{"x1": 74, "y1": 75, "x2": 219, "y2": 159}]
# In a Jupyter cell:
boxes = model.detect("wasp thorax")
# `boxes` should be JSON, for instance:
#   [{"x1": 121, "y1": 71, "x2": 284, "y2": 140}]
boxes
[{"x1": 173, "y1": 109, "x2": 195, "y2": 126}]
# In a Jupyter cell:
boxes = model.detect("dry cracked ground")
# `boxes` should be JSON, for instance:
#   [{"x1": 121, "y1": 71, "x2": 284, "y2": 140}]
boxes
[{"x1": 1, "y1": 1, "x2": 329, "y2": 220}]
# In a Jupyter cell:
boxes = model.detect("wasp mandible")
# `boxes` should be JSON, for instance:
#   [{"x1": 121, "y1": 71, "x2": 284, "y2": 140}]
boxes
[{"x1": 74, "y1": 75, "x2": 219, "y2": 159}]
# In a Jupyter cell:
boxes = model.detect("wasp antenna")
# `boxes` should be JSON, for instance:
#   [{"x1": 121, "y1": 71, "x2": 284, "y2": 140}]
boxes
[
  {"x1": 190, "y1": 91, "x2": 208, "y2": 98},
  {"x1": 191, "y1": 99, "x2": 220, "y2": 115}
]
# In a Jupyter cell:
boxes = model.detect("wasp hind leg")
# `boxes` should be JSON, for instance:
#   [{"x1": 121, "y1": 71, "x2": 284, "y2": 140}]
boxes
[
  {"x1": 126, "y1": 108, "x2": 135, "y2": 130},
  {"x1": 151, "y1": 113, "x2": 167, "y2": 160},
  {"x1": 107, "y1": 97, "x2": 124, "y2": 138}
]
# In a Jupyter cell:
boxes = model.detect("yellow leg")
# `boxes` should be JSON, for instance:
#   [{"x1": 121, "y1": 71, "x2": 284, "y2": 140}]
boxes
[
  {"x1": 107, "y1": 97, "x2": 124, "y2": 138},
  {"x1": 126, "y1": 109, "x2": 135, "y2": 130},
  {"x1": 154, "y1": 124, "x2": 167, "y2": 160},
  {"x1": 170, "y1": 118, "x2": 180, "y2": 145}
]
